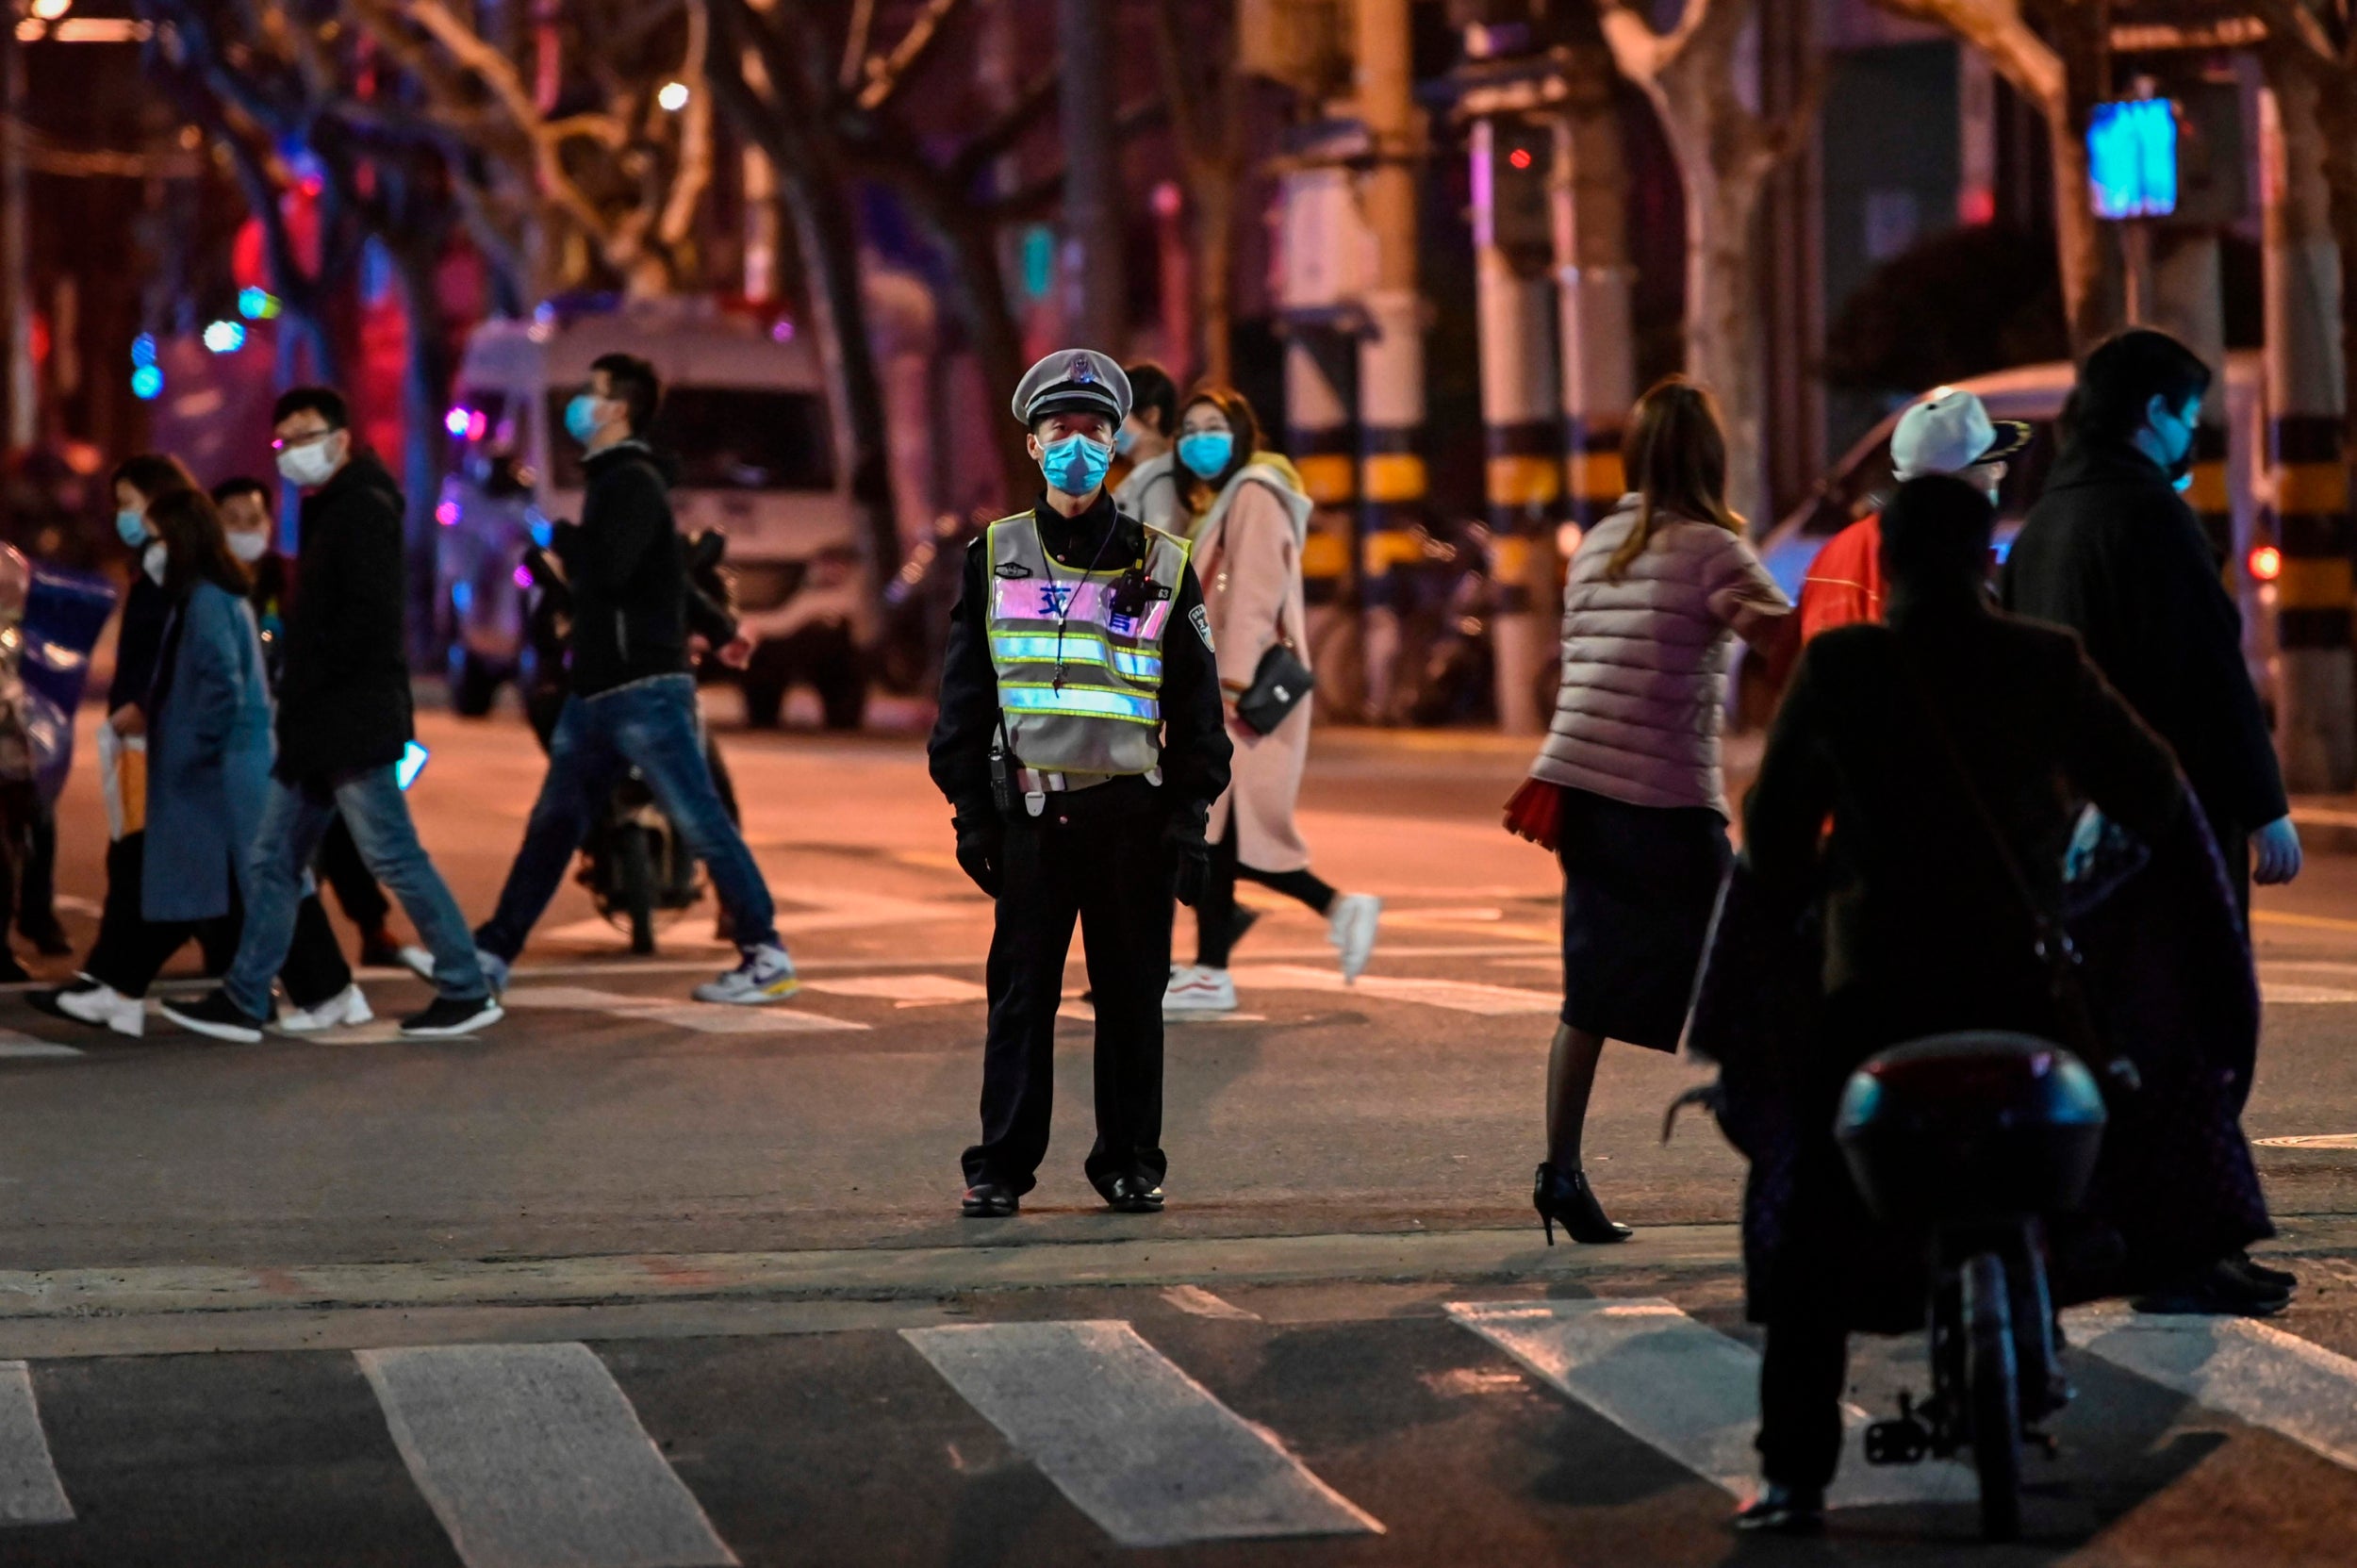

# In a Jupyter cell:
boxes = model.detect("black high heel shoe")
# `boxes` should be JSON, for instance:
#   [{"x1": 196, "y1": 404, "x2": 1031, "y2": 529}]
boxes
[{"x1": 1534, "y1": 1163, "x2": 1632, "y2": 1245}]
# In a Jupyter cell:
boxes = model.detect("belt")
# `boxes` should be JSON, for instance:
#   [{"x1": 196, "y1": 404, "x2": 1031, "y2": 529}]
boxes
[{"x1": 1017, "y1": 765, "x2": 1161, "y2": 817}]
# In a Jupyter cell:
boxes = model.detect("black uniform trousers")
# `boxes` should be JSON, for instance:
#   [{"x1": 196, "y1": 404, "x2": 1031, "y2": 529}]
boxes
[
  {"x1": 964, "y1": 795, "x2": 1175, "y2": 1197},
  {"x1": 84, "y1": 833, "x2": 350, "y2": 1006}
]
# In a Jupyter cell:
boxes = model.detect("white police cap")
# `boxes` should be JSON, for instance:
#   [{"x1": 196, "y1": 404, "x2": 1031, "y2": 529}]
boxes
[{"x1": 1012, "y1": 349, "x2": 1131, "y2": 429}]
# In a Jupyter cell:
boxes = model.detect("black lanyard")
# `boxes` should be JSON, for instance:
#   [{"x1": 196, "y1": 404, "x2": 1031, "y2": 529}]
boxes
[{"x1": 1033, "y1": 514, "x2": 1120, "y2": 693}]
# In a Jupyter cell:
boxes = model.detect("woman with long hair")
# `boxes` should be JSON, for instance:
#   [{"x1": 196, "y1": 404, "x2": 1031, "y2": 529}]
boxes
[
  {"x1": 1506, "y1": 377, "x2": 1792, "y2": 1242},
  {"x1": 1161, "y1": 385, "x2": 1380, "y2": 1015},
  {"x1": 41, "y1": 488, "x2": 358, "y2": 1035}
]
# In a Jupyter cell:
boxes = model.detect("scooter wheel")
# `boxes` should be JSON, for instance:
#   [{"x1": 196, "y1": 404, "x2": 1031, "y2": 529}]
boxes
[
  {"x1": 1963, "y1": 1250, "x2": 2023, "y2": 1541},
  {"x1": 618, "y1": 826, "x2": 658, "y2": 956}
]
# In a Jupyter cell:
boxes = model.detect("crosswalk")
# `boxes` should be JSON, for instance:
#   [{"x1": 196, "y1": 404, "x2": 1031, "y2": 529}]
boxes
[
  {"x1": 6, "y1": 1295, "x2": 2357, "y2": 1559},
  {"x1": 5, "y1": 955, "x2": 2354, "y2": 1058}
]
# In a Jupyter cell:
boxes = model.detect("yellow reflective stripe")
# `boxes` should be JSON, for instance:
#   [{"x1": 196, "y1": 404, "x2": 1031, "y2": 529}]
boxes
[
  {"x1": 990, "y1": 633, "x2": 1162, "y2": 682},
  {"x1": 1000, "y1": 683, "x2": 1161, "y2": 723},
  {"x1": 2277, "y1": 556, "x2": 2354, "y2": 610}
]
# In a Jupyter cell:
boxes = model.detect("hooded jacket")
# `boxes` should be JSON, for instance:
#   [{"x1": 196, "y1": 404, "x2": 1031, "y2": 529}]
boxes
[
  {"x1": 556, "y1": 439, "x2": 696, "y2": 697},
  {"x1": 276, "y1": 451, "x2": 412, "y2": 783}
]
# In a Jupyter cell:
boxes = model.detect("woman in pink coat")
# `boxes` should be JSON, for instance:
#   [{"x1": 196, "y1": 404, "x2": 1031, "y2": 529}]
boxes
[{"x1": 1161, "y1": 387, "x2": 1380, "y2": 1015}]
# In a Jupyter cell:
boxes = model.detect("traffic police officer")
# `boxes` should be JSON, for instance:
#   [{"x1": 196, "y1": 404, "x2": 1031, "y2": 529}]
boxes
[{"x1": 929, "y1": 349, "x2": 1232, "y2": 1218}]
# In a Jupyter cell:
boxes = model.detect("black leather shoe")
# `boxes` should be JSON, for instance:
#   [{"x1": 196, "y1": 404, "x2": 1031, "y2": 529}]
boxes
[
  {"x1": 1734, "y1": 1484, "x2": 1824, "y2": 1533},
  {"x1": 2227, "y1": 1250, "x2": 2297, "y2": 1293},
  {"x1": 1534, "y1": 1162, "x2": 1631, "y2": 1245},
  {"x1": 961, "y1": 1183, "x2": 1018, "y2": 1218},
  {"x1": 1104, "y1": 1175, "x2": 1166, "y2": 1213},
  {"x1": 2133, "y1": 1257, "x2": 2290, "y2": 1317}
]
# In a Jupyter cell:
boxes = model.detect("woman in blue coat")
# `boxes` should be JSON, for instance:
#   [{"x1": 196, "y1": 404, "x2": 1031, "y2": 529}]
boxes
[{"x1": 43, "y1": 489, "x2": 357, "y2": 1036}]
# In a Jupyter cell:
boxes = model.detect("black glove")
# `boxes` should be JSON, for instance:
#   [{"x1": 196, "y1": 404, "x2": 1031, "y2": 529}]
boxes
[
  {"x1": 953, "y1": 816, "x2": 1005, "y2": 898},
  {"x1": 1163, "y1": 815, "x2": 1211, "y2": 907}
]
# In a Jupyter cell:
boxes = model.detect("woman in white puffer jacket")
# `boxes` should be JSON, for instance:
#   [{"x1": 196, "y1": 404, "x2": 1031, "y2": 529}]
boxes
[{"x1": 1506, "y1": 377, "x2": 1792, "y2": 1244}]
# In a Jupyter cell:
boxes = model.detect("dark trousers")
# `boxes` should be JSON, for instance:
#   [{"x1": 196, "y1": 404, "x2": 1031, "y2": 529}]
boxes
[
  {"x1": 85, "y1": 833, "x2": 350, "y2": 1007},
  {"x1": 1757, "y1": 1318, "x2": 1851, "y2": 1493},
  {"x1": 1194, "y1": 831, "x2": 1336, "y2": 968},
  {"x1": 18, "y1": 795, "x2": 58, "y2": 939},
  {"x1": 964, "y1": 805, "x2": 1174, "y2": 1197},
  {"x1": 317, "y1": 814, "x2": 391, "y2": 936}
]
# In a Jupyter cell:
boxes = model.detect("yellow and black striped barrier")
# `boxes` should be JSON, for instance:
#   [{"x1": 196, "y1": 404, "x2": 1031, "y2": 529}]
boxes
[
  {"x1": 1360, "y1": 425, "x2": 1426, "y2": 614},
  {"x1": 2271, "y1": 414, "x2": 2351, "y2": 652}
]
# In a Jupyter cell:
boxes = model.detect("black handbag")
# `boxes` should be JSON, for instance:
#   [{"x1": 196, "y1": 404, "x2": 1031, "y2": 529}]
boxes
[{"x1": 1235, "y1": 640, "x2": 1314, "y2": 735}]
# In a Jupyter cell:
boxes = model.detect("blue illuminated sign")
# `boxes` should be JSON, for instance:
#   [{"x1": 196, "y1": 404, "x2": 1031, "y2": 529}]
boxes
[{"x1": 2088, "y1": 98, "x2": 2178, "y2": 220}]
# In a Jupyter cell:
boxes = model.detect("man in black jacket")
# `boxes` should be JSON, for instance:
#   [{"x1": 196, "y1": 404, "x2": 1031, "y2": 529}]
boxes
[
  {"x1": 471, "y1": 354, "x2": 793, "y2": 1005},
  {"x1": 165, "y1": 388, "x2": 502, "y2": 1043},
  {"x1": 929, "y1": 350, "x2": 1231, "y2": 1219},
  {"x1": 2003, "y1": 329, "x2": 2301, "y2": 909},
  {"x1": 2002, "y1": 329, "x2": 2298, "y2": 1316}
]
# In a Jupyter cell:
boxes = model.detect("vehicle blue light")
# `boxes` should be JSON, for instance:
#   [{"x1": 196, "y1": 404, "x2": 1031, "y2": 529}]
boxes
[
  {"x1": 2088, "y1": 99, "x2": 2177, "y2": 220},
  {"x1": 237, "y1": 287, "x2": 281, "y2": 321},
  {"x1": 130, "y1": 333, "x2": 156, "y2": 368},
  {"x1": 451, "y1": 580, "x2": 473, "y2": 614},
  {"x1": 129, "y1": 365, "x2": 163, "y2": 399}
]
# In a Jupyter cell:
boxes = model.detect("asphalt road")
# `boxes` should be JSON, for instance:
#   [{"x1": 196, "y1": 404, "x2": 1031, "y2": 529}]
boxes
[{"x1": 0, "y1": 699, "x2": 2354, "y2": 1564}]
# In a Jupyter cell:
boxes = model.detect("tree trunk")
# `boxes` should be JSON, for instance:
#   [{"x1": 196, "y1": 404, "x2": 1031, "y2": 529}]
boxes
[
  {"x1": 1193, "y1": 167, "x2": 1237, "y2": 387},
  {"x1": 888, "y1": 168, "x2": 1034, "y2": 500},
  {"x1": 782, "y1": 172, "x2": 902, "y2": 585},
  {"x1": 1686, "y1": 163, "x2": 1769, "y2": 526},
  {"x1": 391, "y1": 240, "x2": 453, "y2": 669},
  {"x1": 2316, "y1": 76, "x2": 2357, "y2": 503},
  {"x1": 2041, "y1": 5, "x2": 2118, "y2": 352}
]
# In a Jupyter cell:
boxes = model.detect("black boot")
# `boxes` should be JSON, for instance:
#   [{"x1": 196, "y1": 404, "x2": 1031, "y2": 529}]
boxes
[{"x1": 1533, "y1": 1162, "x2": 1632, "y2": 1245}]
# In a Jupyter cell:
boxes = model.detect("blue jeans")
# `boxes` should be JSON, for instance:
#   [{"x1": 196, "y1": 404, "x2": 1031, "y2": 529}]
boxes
[
  {"x1": 476, "y1": 674, "x2": 777, "y2": 961},
  {"x1": 226, "y1": 765, "x2": 486, "y2": 1016}
]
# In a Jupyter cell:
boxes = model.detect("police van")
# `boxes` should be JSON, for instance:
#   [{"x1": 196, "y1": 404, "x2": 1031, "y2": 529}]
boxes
[{"x1": 436, "y1": 297, "x2": 873, "y2": 725}]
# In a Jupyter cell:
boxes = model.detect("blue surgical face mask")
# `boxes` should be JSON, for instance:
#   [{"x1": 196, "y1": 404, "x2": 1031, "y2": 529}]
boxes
[
  {"x1": 1039, "y1": 432, "x2": 1113, "y2": 497},
  {"x1": 1113, "y1": 425, "x2": 1138, "y2": 457},
  {"x1": 1177, "y1": 430, "x2": 1234, "y2": 480},
  {"x1": 115, "y1": 508, "x2": 147, "y2": 548},
  {"x1": 564, "y1": 392, "x2": 606, "y2": 446}
]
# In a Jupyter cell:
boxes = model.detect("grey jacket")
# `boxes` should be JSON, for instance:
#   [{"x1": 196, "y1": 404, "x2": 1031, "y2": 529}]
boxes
[{"x1": 1530, "y1": 496, "x2": 1788, "y2": 817}]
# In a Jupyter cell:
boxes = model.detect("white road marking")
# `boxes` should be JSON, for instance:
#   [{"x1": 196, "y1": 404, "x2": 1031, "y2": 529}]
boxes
[
  {"x1": 1448, "y1": 1299, "x2": 1974, "y2": 1508},
  {"x1": 1161, "y1": 1286, "x2": 1261, "y2": 1321},
  {"x1": 902, "y1": 1320, "x2": 1381, "y2": 1546},
  {"x1": 1229, "y1": 964, "x2": 1559, "y2": 1015},
  {"x1": 540, "y1": 917, "x2": 733, "y2": 953},
  {"x1": 0, "y1": 1362, "x2": 73, "y2": 1525},
  {"x1": 357, "y1": 1343, "x2": 736, "y2": 1568},
  {"x1": 499, "y1": 985, "x2": 865, "y2": 1034},
  {"x1": 800, "y1": 973, "x2": 987, "y2": 1007},
  {"x1": 2253, "y1": 1133, "x2": 2357, "y2": 1148},
  {"x1": 2262, "y1": 984, "x2": 2357, "y2": 1003},
  {"x1": 0, "y1": 1032, "x2": 78, "y2": 1059},
  {"x1": 2066, "y1": 1306, "x2": 2357, "y2": 1472}
]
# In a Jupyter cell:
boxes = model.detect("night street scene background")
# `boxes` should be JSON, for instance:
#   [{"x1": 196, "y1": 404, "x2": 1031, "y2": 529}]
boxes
[{"x1": 2, "y1": 2, "x2": 2357, "y2": 1564}]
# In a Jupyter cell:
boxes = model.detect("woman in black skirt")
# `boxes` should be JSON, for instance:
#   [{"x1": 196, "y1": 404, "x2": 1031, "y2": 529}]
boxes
[{"x1": 1506, "y1": 379, "x2": 1792, "y2": 1241}]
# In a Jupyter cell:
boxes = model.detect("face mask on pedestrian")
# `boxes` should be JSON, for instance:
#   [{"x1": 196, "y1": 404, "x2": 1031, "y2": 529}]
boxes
[
  {"x1": 564, "y1": 391, "x2": 615, "y2": 447},
  {"x1": 225, "y1": 529, "x2": 269, "y2": 564},
  {"x1": 114, "y1": 508, "x2": 147, "y2": 549},
  {"x1": 274, "y1": 431, "x2": 344, "y2": 489},
  {"x1": 1177, "y1": 431, "x2": 1234, "y2": 481},
  {"x1": 1037, "y1": 432, "x2": 1113, "y2": 497},
  {"x1": 1113, "y1": 424, "x2": 1137, "y2": 457},
  {"x1": 141, "y1": 541, "x2": 167, "y2": 585},
  {"x1": 2149, "y1": 396, "x2": 2200, "y2": 490}
]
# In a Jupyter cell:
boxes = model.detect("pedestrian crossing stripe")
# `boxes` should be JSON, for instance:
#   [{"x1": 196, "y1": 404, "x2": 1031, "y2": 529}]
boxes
[
  {"x1": 0, "y1": 1031, "x2": 78, "y2": 1058},
  {"x1": 499, "y1": 985, "x2": 865, "y2": 1034},
  {"x1": 2067, "y1": 1306, "x2": 2357, "y2": 1473},
  {"x1": 358, "y1": 1343, "x2": 736, "y2": 1568},
  {"x1": 1448, "y1": 1298, "x2": 1978, "y2": 1508},
  {"x1": 901, "y1": 1320, "x2": 1384, "y2": 1545},
  {"x1": 0, "y1": 1362, "x2": 72, "y2": 1525},
  {"x1": 1228, "y1": 964, "x2": 1560, "y2": 1015}
]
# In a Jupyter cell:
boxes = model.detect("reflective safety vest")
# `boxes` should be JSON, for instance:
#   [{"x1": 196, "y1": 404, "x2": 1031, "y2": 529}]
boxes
[{"x1": 986, "y1": 513, "x2": 1191, "y2": 783}]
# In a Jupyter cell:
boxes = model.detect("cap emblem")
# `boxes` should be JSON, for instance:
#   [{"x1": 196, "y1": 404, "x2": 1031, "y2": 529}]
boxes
[{"x1": 1068, "y1": 355, "x2": 1096, "y2": 385}]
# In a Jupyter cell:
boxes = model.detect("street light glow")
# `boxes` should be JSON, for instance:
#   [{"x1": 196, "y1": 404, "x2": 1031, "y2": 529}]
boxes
[
  {"x1": 2250, "y1": 545, "x2": 2283, "y2": 583},
  {"x1": 130, "y1": 365, "x2": 162, "y2": 399},
  {"x1": 29, "y1": 0, "x2": 74, "y2": 22},
  {"x1": 202, "y1": 320, "x2": 246, "y2": 353},
  {"x1": 657, "y1": 80, "x2": 690, "y2": 112}
]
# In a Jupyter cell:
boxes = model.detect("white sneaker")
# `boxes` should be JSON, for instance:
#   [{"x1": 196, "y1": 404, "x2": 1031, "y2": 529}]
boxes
[
  {"x1": 692, "y1": 944, "x2": 802, "y2": 1005},
  {"x1": 1328, "y1": 893, "x2": 1382, "y2": 983},
  {"x1": 55, "y1": 982, "x2": 143, "y2": 1037},
  {"x1": 396, "y1": 946, "x2": 437, "y2": 982},
  {"x1": 277, "y1": 984, "x2": 374, "y2": 1033},
  {"x1": 1162, "y1": 966, "x2": 1237, "y2": 1015}
]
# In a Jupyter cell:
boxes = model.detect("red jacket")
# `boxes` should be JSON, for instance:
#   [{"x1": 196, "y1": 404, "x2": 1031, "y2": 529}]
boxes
[{"x1": 1797, "y1": 514, "x2": 1884, "y2": 641}]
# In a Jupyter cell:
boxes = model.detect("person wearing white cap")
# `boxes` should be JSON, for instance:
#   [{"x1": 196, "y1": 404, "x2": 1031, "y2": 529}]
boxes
[
  {"x1": 927, "y1": 349, "x2": 1233, "y2": 1219},
  {"x1": 1796, "y1": 388, "x2": 2030, "y2": 642}
]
